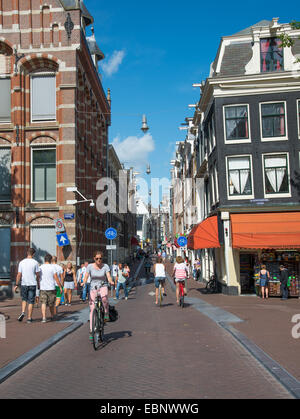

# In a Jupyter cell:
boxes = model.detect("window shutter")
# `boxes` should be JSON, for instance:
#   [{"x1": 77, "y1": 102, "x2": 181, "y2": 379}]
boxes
[
  {"x1": 31, "y1": 75, "x2": 56, "y2": 121},
  {"x1": 0, "y1": 148, "x2": 11, "y2": 201},
  {"x1": 0, "y1": 79, "x2": 11, "y2": 122}
]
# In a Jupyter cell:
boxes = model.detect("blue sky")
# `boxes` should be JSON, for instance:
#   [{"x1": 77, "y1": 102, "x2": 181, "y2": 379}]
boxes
[{"x1": 85, "y1": 0, "x2": 297, "y2": 195}]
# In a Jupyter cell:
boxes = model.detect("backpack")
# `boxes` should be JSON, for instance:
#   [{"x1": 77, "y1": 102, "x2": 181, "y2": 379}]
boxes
[{"x1": 109, "y1": 305, "x2": 119, "y2": 322}]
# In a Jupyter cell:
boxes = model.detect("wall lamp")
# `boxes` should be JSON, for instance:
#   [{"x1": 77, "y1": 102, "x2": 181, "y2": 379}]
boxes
[{"x1": 66, "y1": 187, "x2": 95, "y2": 207}]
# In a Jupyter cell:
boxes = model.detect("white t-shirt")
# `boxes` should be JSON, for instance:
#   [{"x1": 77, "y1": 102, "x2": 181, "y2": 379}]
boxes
[
  {"x1": 82, "y1": 266, "x2": 91, "y2": 284},
  {"x1": 53, "y1": 264, "x2": 63, "y2": 280},
  {"x1": 18, "y1": 258, "x2": 40, "y2": 286},
  {"x1": 111, "y1": 264, "x2": 118, "y2": 277},
  {"x1": 39, "y1": 264, "x2": 58, "y2": 291}
]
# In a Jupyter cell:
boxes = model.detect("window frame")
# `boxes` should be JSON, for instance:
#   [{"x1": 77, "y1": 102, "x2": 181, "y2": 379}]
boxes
[
  {"x1": 226, "y1": 154, "x2": 254, "y2": 200},
  {"x1": 262, "y1": 152, "x2": 290, "y2": 198},
  {"x1": 0, "y1": 77, "x2": 11, "y2": 124},
  {"x1": 259, "y1": 101, "x2": 288, "y2": 141},
  {"x1": 30, "y1": 72, "x2": 57, "y2": 123},
  {"x1": 31, "y1": 146, "x2": 57, "y2": 203},
  {"x1": 223, "y1": 104, "x2": 251, "y2": 144}
]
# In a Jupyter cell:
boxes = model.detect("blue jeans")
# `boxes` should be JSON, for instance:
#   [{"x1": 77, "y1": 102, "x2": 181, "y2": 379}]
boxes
[
  {"x1": 116, "y1": 282, "x2": 128, "y2": 299},
  {"x1": 82, "y1": 283, "x2": 90, "y2": 301}
]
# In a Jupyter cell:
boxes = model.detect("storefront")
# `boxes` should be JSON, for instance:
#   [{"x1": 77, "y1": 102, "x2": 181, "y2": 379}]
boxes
[{"x1": 231, "y1": 212, "x2": 300, "y2": 297}]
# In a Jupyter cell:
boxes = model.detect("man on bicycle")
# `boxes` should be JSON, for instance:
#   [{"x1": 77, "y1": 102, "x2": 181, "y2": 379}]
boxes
[
  {"x1": 173, "y1": 256, "x2": 188, "y2": 306},
  {"x1": 82, "y1": 251, "x2": 114, "y2": 341}
]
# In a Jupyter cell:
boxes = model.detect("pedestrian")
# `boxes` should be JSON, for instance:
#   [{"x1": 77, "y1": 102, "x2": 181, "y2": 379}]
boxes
[
  {"x1": 15, "y1": 248, "x2": 40, "y2": 323},
  {"x1": 39, "y1": 254, "x2": 62, "y2": 322},
  {"x1": 81, "y1": 261, "x2": 90, "y2": 302},
  {"x1": 144, "y1": 256, "x2": 152, "y2": 278},
  {"x1": 116, "y1": 263, "x2": 129, "y2": 300},
  {"x1": 82, "y1": 251, "x2": 114, "y2": 342},
  {"x1": 259, "y1": 264, "x2": 270, "y2": 299},
  {"x1": 51, "y1": 256, "x2": 64, "y2": 314},
  {"x1": 63, "y1": 262, "x2": 77, "y2": 306},
  {"x1": 173, "y1": 256, "x2": 189, "y2": 306},
  {"x1": 280, "y1": 264, "x2": 289, "y2": 300},
  {"x1": 154, "y1": 256, "x2": 167, "y2": 305},
  {"x1": 111, "y1": 260, "x2": 118, "y2": 299},
  {"x1": 76, "y1": 263, "x2": 84, "y2": 300},
  {"x1": 162, "y1": 250, "x2": 166, "y2": 262},
  {"x1": 60, "y1": 263, "x2": 66, "y2": 305}
]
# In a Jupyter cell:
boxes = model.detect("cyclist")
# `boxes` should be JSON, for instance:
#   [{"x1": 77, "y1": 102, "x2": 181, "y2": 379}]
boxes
[
  {"x1": 173, "y1": 256, "x2": 189, "y2": 306},
  {"x1": 154, "y1": 256, "x2": 167, "y2": 305},
  {"x1": 82, "y1": 251, "x2": 114, "y2": 341}
]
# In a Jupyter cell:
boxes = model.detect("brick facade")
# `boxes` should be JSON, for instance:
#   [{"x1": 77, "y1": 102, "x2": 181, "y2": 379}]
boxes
[{"x1": 0, "y1": 0, "x2": 110, "y2": 285}]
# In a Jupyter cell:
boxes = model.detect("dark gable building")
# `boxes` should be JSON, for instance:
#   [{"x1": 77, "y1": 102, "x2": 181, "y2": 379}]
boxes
[{"x1": 191, "y1": 18, "x2": 300, "y2": 295}]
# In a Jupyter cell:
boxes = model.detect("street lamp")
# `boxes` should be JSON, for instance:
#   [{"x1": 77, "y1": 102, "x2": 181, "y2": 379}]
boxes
[{"x1": 66, "y1": 187, "x2": 95, "y2": 207}]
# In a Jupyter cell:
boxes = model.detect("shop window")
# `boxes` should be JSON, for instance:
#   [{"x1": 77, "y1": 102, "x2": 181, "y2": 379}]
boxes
[
  {"x1": 261, "y1": 102, "x2": 286, "y2": 139},
  {"x1": 227, "y1": 156, "x2": 253, "y2": 197},
  {"x1": 32, "y1": 148, "x2": 56, "y2": 202},
  {"x1": 0, "y1": 78, "x2": 11, "y2": 123},
  {"x1": 0, "y1": 148, "x2": 11, "y2": 201},
  {"x1": 260, "y1": 38, "x2": 283, "y2": 73},
  {"x1": 224, "y1": 105, "x2": 249, "y2": 142},
  {"x1": 31, "y1": 74, "x2": 56, "y2": 122},
  {"x1": 263, "y1": 154, "x2": 289, "y2": 195},
  {"x1": 0, "y1": 227, "x2": 10, "y2": 278}
]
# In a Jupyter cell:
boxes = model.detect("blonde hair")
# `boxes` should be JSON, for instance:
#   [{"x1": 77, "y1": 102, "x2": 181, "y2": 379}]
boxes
[{"x1": 176, "y1": 256, "x2": 184, "y2": 264}]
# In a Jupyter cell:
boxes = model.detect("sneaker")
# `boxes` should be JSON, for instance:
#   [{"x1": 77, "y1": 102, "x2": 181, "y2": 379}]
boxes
[
  {"x1": 18, "y1": 312, "x2": 25, "y2": 322},
  {"x1": 26, "y1": 318, "x2": 33, "y2": 323},
  {"x1": 125, "y1": 297, "x2": 128, "y2": 300},
  {"x1": 41, "y1": 318, "x2": 47, "y2": 323},
  {"x1": 163, "y1": 293, "x2": 167, "y2": 297}
]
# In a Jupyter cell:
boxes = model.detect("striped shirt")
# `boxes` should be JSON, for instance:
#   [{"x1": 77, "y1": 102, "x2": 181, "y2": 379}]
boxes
[{"x1": 174, "y1": 263, "x2": 188, "y2": 279}]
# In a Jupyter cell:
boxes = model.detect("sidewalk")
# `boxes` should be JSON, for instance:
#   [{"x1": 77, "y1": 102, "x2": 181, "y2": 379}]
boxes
[
  {"x1": 165, "y1": 260, "x2": 300, "y2": 383},
  {"x1": 0, "y1": 258, "x2": 143, "y2": 373}
]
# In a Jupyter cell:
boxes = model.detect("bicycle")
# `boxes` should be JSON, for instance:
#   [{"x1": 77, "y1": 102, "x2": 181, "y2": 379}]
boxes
[
  {"x1": 178, "y1": 280, "x2": 185, "y2": 308},
  {"x1": 158, "y1": 279, "x2": 164, "y2": 307},
  {"x1": 205, "y1": 274, "x2": 218, "y2": 294},
  {"x1": 91, "y1": 287, "x2": 105, "y2": 350}
]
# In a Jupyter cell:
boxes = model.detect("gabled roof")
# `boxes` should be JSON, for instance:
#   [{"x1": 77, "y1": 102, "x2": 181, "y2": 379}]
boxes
[
  {"x1": 232, "y1": 20, "x2": 272, "y2": 36},
  {"x1": 59, "y1": 0, "x2": 93, "y2": 25}
]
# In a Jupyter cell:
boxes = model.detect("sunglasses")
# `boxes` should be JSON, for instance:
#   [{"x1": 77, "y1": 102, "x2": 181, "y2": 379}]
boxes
[{"x1": 95, "y1": 257, "x2": 102, "y2": 260}]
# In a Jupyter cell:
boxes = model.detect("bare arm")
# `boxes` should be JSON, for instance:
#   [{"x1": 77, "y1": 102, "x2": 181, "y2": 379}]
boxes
[
  {"x1": 15, "y1": 272, "x2": 22, "y2": 290},
  {"x1": 106, "y1": 271, "x2": 114, "y2": 286}
]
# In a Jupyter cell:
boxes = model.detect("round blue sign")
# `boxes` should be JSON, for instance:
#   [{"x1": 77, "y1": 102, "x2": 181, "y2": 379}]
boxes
[
  {"x1": 177, "y1": 236, "x2": 187, "y2": 247},
  {"x1": 105, "y1": 227, "x2": 117, "y2": 240}
]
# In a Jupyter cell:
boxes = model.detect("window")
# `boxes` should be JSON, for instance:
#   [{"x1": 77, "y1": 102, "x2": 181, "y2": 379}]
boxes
[
  {"x1": 224, "y1": 105, "x2": 249, "y2": 142},
  {"x1": 31, "y1": 74, "x2": 56, "y2": 122},
  {"x1": 0, "y1": 148, "x2": 11, "y2": 201},
  {"x1": 31, "y1": 226, "x2": 56, "y2": 263},
  {"x1": 298, "y1": 100, "x2": 300, "y2": 138},
  {"x1": 260, "y1": 38, "x2": 283, "y2": 73},
  {"x1": 0, "y1": 78, "x2": 11, "y2": 123},
  {"x1": 0, "y1": 227, "x2": 10, "y2": 278},
  {"x1": 263, "y1": 154, "x2": 289, "y2": 195},
  {"x1": 261, "y1": 102, "x2": 286, "y2": 139},
  {"x1": 32, "y1": 149, "x2": 56, "y2": 202},
  {"x1": 227, "y1": 156, "x2": 253, "y2": 197}
]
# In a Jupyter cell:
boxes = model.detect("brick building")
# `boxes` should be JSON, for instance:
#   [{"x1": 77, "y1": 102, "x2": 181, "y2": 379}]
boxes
[{"x1": 0, "y1": 0, "x2": 111, "y2": 295}]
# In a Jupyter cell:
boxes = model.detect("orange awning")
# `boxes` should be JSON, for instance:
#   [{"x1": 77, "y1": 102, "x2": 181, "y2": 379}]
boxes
[
  {"x1": 188, "y1": 216, "x2": 220, "y2": 250},
  {"x1": 231, "y1": 212, "x2": 300, "y2": 249}
]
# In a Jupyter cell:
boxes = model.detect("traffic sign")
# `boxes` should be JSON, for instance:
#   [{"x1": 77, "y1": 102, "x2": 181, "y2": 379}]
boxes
[
  {"x1": 54, "y1": 218, "x2": 65, "y2": 233},
  {"x1": 56, "y1": 232, "x2": 70, "y2": 247},
  {"x1": 177, "y1": 236, "x2": 188, "y2": 247},
  {"x1": 64, "y1": 213, "x2": 75, "y2": 220},
  {"x1": 105, "y1": 227, "x2": 117, "y2": 240}
]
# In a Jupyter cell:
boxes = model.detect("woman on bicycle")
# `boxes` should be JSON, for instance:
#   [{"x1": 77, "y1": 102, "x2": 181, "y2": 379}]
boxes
[
  {"x1": 154, "y1": 256, "x2": 167, "y2": 305},
  {"x1": 82, "y1": 251, "x2": 114, "y2": 340},
  {"x1": 173, "y1": 256, "x2": 188, "y2": 305}
]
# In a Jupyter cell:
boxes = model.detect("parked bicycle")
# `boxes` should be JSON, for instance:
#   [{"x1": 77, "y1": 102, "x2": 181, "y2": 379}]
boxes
[
  {"x1": 205, "y1": 274, "x2": 218, "y2": 294},
  {"x1": 91, "y1": 287, "x2": 105, "y2": 350}
]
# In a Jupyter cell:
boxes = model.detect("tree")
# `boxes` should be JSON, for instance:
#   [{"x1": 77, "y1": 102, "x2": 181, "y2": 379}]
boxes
[{"x1": 279, "y1": 21, "x2": 300, "y2": 62}]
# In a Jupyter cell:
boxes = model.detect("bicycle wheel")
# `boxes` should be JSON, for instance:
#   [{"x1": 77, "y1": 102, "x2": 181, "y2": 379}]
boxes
[
  {"x1": 179, "y1": 283, "x2": 184, "y2": 308},
  {"x1": 92, "y1": 309, "x2": 101, "y2": 350},
  {"x1": 159, "y1": 283, "x2": 163, "y2": 307}
]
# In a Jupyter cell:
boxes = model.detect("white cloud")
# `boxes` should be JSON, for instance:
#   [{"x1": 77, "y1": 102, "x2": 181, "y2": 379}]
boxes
[
  {"x1": 101, "y1": 50, "x2": 125, "y2": 77},
  {"x1": 112, "y1": 133, "x2": 155, "y2": 171}
]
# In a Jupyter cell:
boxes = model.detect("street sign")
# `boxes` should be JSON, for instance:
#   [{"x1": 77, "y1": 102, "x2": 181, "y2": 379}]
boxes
[
  {"x1": 64, "y1": 213, "x2": 75, "y2": 220},
  {"x1": 106, "y1": 245, "x2": 117, "y2": 250},
  {"x1": 56, "y1": 232, "x2": 70, "y2": 247},
  {"x1": 54, "y1": 218, "x2": 65, "y2": 233},
  {"x1": 177, "y1": 236, "x2": 188, "y2": 247},
  {"x1": 105, "y1": 227, "x2": 117, "y2": 240}
]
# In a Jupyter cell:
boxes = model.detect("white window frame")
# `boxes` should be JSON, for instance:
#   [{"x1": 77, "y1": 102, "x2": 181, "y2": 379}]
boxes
[
  {"x1": 31, "y1": 146, "x2": 57, "y2": 203},
  {"x1": 226, "y1": 154, "x2": 254, "y2": 200},
  {"x1": 30, "y1": 72, "x2": 57, "y2": 123},
  {"x1": 259, "y1": 101, "x2": 288, "y2": 142},
  {"x1": 0, "y1": 76, "x2": 11, "y2": 124},
  {"x1": 262, "y1": 152, "x2": 291, "y2": 198},
  {"x1": 223, "y1": 104, "x2": 251, "y2": 145}
]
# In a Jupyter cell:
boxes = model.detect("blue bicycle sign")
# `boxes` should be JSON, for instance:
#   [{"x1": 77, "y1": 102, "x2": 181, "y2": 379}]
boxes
[
  {"x1": 105, "y1": 227, "x2": 117, "y2": 240},
  {"x1": 177, "y1": 236, "x2": 188, "y2": 247}
]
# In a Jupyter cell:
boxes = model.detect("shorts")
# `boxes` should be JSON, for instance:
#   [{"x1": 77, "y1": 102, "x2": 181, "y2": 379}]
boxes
[
  {"x1": 154, "y1": 277, "x2": 166, "y2": 288},
  {"x1": 175, "y1": 278, "x2": 186, "y2": 283},
  {"x1": 56, "y1": 286, "x2": 63, "y2": 298},
  {"x1": 21, "y1": 285, "x2": 36, "y2": 304},
  {"x1": 40, "y1": 290, "x2": 56, "y2": 307},
  {"x1": 64, "y1": 282, "x2": 75, "y2": 290}
]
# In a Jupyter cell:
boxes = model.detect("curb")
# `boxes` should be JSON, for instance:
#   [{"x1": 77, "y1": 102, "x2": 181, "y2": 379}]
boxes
[{"x1": 0, "y1": 321, "x2": 83, "y2": 384}]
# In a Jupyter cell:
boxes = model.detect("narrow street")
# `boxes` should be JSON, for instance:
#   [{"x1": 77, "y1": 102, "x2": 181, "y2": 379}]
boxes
[{"x1": 0, "y1": 265, "x2": 292, "y2": 399}]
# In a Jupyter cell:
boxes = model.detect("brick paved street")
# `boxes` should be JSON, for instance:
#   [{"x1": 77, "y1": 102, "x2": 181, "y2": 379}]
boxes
[{"x1": 0, "y1": 265, "x2": 293, "y2": 399}]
